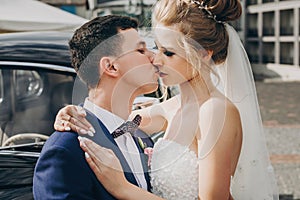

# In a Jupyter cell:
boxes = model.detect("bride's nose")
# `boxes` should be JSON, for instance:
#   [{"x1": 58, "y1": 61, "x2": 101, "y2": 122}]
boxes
[{"x1": 153, "y1": 52, "x2": 163, "y2": 67}]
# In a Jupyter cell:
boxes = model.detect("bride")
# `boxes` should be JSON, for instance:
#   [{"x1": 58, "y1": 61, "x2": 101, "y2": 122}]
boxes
[{"x1": 55, "y1": 0, "x2": 278, "y2": 199}]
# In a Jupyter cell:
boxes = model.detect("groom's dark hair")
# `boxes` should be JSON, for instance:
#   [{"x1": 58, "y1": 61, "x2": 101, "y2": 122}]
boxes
[{"x1": 69, "y1": 15, "x2": 138, "y2": 88}]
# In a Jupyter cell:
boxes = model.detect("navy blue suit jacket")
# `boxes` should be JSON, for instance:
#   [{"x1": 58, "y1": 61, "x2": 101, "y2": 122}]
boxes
[{"x1": 33, "y1": 111, "x2": 153, "y2": 199}]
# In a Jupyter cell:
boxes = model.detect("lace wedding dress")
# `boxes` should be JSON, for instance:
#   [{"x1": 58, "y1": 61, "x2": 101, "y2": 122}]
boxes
[{"x1": 150, "y1": 138, "x2": 199, "y2": 200}]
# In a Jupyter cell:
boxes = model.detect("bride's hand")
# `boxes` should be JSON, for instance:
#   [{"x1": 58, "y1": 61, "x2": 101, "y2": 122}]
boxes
[
  {"x1": 78, "y1": 136, "x2": 130, "y2": 199},
  {"x1": 54, "y1": 105, "x2": 95, "y2": 136}
]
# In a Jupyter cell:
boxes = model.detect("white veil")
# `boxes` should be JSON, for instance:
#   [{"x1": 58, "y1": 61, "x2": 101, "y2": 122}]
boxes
[{"x1": 213, "y1": 24, "x2": 279, "y2": 199}]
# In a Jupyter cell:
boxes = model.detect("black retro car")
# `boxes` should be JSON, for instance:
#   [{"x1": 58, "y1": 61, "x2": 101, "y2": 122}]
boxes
[
  {"x1": 0, "y1": 31, "x2": 77, "y2": 199},
  {"x1": 0, "y1": 31, "x2": 161, "y2": 200}
]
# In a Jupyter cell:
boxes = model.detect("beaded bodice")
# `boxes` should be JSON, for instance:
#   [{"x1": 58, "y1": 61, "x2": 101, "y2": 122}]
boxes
[{"x1": 150, "y1": 138, "x2": 198, "y2": 200}]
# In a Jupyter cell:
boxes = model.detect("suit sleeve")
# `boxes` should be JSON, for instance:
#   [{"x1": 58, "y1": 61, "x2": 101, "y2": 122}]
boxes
[{"x1": 33, "y1": 145, "x2": 94, "y2": 200}]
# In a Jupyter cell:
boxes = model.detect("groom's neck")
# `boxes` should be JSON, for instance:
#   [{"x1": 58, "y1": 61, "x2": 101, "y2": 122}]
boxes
[{"x1": 88, "y1": 87, "x2": 136, "y2": 120}]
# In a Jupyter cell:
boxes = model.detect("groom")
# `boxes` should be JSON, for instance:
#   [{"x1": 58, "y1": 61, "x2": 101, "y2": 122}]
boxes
[{"x1": 33, "y1": 15, "x2": 159, "y2": 199}]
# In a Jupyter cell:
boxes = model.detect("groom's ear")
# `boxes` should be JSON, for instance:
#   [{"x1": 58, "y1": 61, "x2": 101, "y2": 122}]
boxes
[{"x1": 99, "y1": 57, "x2": 118, "y2": 78}]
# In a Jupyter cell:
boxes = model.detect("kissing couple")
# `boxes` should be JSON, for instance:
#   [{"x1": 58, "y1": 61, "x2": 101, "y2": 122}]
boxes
[{"x1": 34, "y1": 0, "x2": 278, "y2": 199}]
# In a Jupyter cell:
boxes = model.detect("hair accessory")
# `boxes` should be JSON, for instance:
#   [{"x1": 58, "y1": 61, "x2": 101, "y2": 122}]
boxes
[{"x1": 191, "y1": 0, "x2": 223, "y2": 24}]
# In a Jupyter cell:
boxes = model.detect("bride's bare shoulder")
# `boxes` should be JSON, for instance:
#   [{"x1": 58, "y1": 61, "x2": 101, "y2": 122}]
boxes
[
  {"x1": 198, "y1": 97, "x2": 241, "y2": 135},
  {"x1": 200, "y1": 97, "x2": 240, "y2": 118}
]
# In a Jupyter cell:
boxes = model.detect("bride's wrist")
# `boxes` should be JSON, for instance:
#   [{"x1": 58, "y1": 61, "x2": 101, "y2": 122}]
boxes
[{"x1": 114, "y1": 181, "x2": 133, "y2": 200}]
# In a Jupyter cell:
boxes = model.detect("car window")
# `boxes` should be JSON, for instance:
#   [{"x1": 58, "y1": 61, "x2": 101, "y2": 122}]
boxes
[
  {"x1": 15, "y1": 70, "x2": 43, "y2": 101},
  {"x1": 0, "y1": 67, "x2": 76, "y2": 144},
  {"x1": 10, "y1": 68, "x2": 75, "y2": 117}
]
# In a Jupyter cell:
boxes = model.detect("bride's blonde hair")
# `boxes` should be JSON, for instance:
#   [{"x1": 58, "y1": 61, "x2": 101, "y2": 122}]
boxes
[{"x1": 152, "y1": 0, "x2": 242, "y2": 75}]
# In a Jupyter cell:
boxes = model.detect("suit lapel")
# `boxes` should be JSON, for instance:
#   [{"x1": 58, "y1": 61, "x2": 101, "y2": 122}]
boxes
[
  {"x1": 80, "y1": 110, "x2": 139, "y2": 187},
  {"x1": 132, "y1": 134, "x2": 148, "y2": 168},
  {"x1": 132, "y1": 130, "x2": 152, "y2": 191}
]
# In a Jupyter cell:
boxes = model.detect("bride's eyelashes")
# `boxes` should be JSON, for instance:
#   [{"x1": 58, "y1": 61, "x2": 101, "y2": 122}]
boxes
[
  {"x1": 163, "y1": 50, "x2": 175, "y2": 57},
  {"x1": 153, "y1": 41, "x2": 176, "y2": 57},
  {"x1": 153, "y1": 45, "x2": 176, "y2": 57}
]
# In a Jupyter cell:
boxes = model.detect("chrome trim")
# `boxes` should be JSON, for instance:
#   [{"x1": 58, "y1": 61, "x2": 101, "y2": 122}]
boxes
[
  {"x1": 0, "y1": 150, "x2": 40, "y2": 157},
  {"x1": 0, "y1": 61, "x2": 76, "y2": 73}
]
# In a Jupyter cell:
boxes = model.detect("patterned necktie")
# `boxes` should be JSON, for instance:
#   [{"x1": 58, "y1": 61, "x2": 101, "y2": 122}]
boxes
[
  {"x1": 111, "y1": 114, "x2": 147, "y2": 189},
  {"x1": 112, "y1": 115, "x2": 142, "y2": 138}
]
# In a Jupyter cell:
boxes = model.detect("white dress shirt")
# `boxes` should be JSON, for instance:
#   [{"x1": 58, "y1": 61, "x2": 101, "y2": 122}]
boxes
[{"x1": 83, "y1": 99, "x2": 148, "y2": 189}]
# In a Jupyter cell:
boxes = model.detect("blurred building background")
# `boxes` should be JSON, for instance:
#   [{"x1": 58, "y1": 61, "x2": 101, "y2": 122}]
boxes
[
  {"x1": 246, "y1": 0, "x2": 299, "y2": 67},
  {"x1": 245, "y1": 0, "x2": 300, "y2": 81}
]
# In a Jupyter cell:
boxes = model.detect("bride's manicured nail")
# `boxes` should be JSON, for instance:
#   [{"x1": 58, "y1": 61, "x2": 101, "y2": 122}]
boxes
[
  {"x1": 78, "y1": 136, "x2": 87, "y2": 147},
  {"x1": 89, "y1": 127, "x2": 96, "y2": 134},
  {"x1": 80, "y1": 110, "x2": 86, "y2": 116},
  {"x1": 85, "y1": 152, "x2": 90, "y2": 158},
  {"x1": 78, "y1": 107, "x2": 86, "y2": 116},
  {"x1": 65, "y1": 127, "x2": 71, "y2": 131},
  {"x1": 87, "y1": 131, "x2": 94, "y2": 137}
]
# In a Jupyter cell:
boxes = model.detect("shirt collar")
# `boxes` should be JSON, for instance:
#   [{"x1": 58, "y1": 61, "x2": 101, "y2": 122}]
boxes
[{"x1": 83, "y1": 98, "x2": 124, "y2": 133}]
